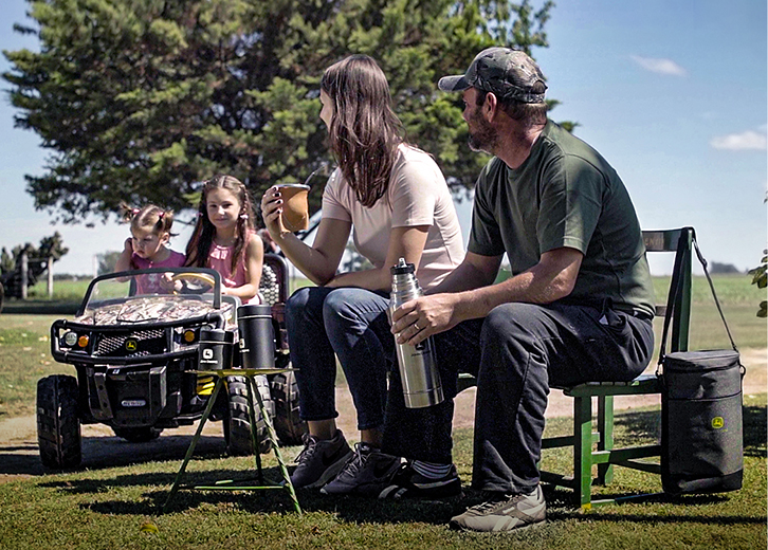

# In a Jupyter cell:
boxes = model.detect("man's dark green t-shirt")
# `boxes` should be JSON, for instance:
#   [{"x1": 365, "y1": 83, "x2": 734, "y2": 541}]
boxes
[{"x1": 468, "y1": 120, "x2": 655, "y2": 317}]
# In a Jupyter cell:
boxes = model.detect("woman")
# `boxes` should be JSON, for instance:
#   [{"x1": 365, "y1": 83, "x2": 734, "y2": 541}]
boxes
[{"x1": 260, "y1": 55, "x2": 464, "y2": 496}]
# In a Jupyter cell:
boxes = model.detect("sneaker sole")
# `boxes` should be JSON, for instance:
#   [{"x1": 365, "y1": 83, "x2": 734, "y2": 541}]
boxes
[
  {"x1": 449, "y1": 517, "x2": 545, "y2": 534},
  {"x1": 321, "y1": 459, "x2": 401, "y2": 496},
  {"x1": 296, "y1": 448, "x2": 354, "y2": 490}
]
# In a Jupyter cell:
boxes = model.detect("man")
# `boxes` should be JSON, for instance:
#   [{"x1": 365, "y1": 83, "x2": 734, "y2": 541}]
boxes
[{"x1": 386, "y1": 47, "x2": 656, "y2": 532}]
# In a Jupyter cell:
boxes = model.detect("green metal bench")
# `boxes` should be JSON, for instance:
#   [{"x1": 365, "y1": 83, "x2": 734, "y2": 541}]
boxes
[{"x1": 457, "y1": 227, "x2": 693, "y2": 509}]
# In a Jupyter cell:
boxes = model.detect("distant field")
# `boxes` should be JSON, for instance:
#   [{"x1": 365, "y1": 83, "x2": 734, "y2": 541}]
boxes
[{"x1": 0, "y1": 273, "x2": 764, "y2": 423}]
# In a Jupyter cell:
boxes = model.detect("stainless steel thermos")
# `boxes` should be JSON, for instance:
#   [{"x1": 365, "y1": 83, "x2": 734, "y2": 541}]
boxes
[{"x1": 390, "y1": 258, "x2": 444, "y2": 408}]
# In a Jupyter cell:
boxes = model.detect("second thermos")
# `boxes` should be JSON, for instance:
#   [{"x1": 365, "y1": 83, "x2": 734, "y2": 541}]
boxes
[{"x1": 390, "y1": 258, "x2": 444, "y2": 409}]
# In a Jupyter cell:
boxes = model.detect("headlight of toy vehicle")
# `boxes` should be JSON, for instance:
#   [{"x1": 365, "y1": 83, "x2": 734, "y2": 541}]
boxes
[{"x1": 63, "y1": 331, "x2": 78, "y2": 347}]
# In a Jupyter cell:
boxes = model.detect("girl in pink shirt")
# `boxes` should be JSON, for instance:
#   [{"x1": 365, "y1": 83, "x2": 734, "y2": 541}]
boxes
[
  {"x1": 114, "y1": 205, "x2": 185, "y2": 294},
  {"x1": 185, "y1": 175, "x2": 264, "y2": 305}
]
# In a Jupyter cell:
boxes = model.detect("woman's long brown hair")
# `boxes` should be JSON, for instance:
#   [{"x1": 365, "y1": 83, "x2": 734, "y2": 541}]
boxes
[
  {"x1": 184, "y1": 175, "x2": 255, "y2": 274},
  {"x1": 321, "y1": 55, "x2": 404, "y2": 207}
]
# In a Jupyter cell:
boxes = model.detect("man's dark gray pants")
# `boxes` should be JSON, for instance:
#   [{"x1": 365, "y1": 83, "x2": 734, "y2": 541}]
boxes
[{"x1": 382, "y1": 301, "x2": 654, "y2": 495}]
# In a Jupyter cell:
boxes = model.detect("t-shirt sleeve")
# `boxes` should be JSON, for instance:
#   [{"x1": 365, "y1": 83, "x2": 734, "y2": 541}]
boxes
[
  {"x1": 537, "y1": 155, "x2": 602, "y2": 255},
  {"x1": 389, "y1": 158, "x2": 437, "y2": 228},
  {"x1": 468, "y1": 163, "x2": 505, "y2": 257},
  {"x1": 321, "y1": 169, "x2": 352, "y2": 222}
]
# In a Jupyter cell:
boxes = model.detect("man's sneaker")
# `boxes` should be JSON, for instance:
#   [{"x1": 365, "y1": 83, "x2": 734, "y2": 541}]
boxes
[
  {"x1": 320, "y1": 443, "x2": 401, "y2": 496},
  {"x1": 378, "y1": 462, "x2": 462, "y2": 499},
  {"x1": 290, "y1": 430, "x2": 353, "y2": 490},
  {"x1": 449, "y1": 485, "x2": 546, "y2": 533}
]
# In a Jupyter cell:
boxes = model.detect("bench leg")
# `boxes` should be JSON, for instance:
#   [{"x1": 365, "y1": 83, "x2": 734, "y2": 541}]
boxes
[
  {"x1": 597, "y1": 395, "x2": 614, "y2": 485},
  {"x1": 573, "y1": 395, "x2": 593, "y2": 510}
]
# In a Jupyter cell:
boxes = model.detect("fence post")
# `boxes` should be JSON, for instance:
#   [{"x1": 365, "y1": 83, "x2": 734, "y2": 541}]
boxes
[
  {"x1": 21, "y1": 252, "x2": 28, "y2": 300},
  {"x1": 48, "y1": 256, "x2": 54, "y2": 298}
]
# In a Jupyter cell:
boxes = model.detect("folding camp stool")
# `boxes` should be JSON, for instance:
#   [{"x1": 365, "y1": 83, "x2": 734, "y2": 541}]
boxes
[{"x1": 162, "y1": 367, "x2": 301, "y2": 514}]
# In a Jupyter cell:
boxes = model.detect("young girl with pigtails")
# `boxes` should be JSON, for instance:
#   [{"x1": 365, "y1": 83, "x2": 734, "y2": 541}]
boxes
[
  {"x1": 114, "y1": 204, "x2": 186, "y2": 294},
  {"x1": 184, "y1": 175, "x2": 264, "y2": 305}
]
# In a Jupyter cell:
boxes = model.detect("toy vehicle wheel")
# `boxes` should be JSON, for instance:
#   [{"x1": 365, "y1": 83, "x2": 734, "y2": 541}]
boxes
[
  {"x1": 223, "y1": 375, "x2": 273, "y2": 456},
  {"x1": 36, "y1": 375, "x2": 82, "y2": 470},
  {"x1": 112, "y1": 426, "x2": 164, "y2": 442},
  {"x1": 270, "y1": 370, "x2": 308, "y2": 445}
]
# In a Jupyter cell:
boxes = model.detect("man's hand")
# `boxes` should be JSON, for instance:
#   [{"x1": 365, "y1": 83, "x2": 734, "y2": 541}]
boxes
[{"x1": 390, "y1": 293, "x2": 461, "y2": 346}]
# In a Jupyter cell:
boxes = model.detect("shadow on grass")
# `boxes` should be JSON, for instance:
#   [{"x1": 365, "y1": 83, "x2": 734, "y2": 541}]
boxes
[
  {"x1": 65, "y1": 464, "x2": 463, "y2": 526},
  {"x1": 66, "y1": 460, "x2": 765, "y2": 528},
  {"x1": 0, "y1": 433, "x2": 228, "y2": 476}
]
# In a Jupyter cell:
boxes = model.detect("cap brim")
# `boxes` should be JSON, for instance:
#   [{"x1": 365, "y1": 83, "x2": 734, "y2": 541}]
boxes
[{"x1": 438, "y1": 75, "x2": 470, "y2": 92}]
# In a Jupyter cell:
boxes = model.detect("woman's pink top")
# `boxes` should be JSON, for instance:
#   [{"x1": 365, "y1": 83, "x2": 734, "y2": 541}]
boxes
[
  {"x1": 207, "y1": 232, "x2": 261, "y2": 305},
  {"x1": 132, "y1": 250, "x2": 186, "y2": 294}
]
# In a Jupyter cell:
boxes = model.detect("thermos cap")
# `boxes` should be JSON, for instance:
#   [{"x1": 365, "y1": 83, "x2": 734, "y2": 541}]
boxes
[
  {"x1": 391, "y1": 257, "x2": 415, "y2": 276},
  {"x1": 237, "y1": 304, "x2": 272, "y2": 317},
  {"x1": 199, "y1": 328, "x2": 235, "y2": 344}
]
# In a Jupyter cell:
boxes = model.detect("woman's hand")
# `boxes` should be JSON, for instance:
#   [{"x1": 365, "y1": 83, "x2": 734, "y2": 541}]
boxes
[{"x1": 260, "y1": 186, "x2": 288, "y2": 239}]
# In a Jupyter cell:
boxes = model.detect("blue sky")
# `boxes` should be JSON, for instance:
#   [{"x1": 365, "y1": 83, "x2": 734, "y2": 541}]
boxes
[{"x1": 1, "y1": 0, "x2": 766, "y2": 276}]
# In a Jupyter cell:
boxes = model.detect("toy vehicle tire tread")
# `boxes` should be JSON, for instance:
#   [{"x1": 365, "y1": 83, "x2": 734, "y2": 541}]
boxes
[
  {"x1": 270, "y1": 370, "x2": 308, "y2": 445},
  {"x1": 36, "y1": 375, "x2": 82, "y2": 470},
  {"x1": 224, "y1": 375, "x2": 272, "y2": 456}
]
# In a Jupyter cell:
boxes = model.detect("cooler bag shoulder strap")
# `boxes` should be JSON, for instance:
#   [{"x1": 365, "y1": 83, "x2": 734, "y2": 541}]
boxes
[{"x1": 691, "y1": 229, "x2": 738, "y2": 353}]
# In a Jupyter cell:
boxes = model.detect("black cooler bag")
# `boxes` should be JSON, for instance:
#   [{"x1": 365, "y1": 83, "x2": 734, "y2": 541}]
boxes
[
  {"x1": 657, "y1": 229, "x2": 745, "y2": 496},
  {"x1": 660, "y1": 349, "x2": 743, "y2": 495}
]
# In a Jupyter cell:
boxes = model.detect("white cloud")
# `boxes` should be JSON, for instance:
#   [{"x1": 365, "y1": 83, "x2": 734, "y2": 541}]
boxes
[
  {"x1": 710, "y1": 130, "x2": 767, "y2": 151},
  {"x1": 630, "y1": 55, "x2": 687, "y2": 76}
]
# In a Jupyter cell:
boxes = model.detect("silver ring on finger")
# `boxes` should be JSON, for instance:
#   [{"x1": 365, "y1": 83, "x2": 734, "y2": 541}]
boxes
[{"x1": 413, "y1": 323, "x2": 421, "y2": 332}]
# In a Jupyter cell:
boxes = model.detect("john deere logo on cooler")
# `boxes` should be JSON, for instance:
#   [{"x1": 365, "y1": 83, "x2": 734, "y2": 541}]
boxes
[
  {"x1": 125, "y1": 338, "x2": 138, "y2": 352},
  {"x1": 711, "y1": 417, "x2": 725, "y2": 429}
]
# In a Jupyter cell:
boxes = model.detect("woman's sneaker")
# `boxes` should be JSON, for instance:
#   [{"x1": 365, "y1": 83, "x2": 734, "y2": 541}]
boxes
[
  {"x1": 449, "y1": 485, "x2": 546, "y2": 533},
  {"x1": 320, "y1": 443, "x2": 401, "y2": 496},
  {"x1": 378, "y1": 463, "x2": 462, "y2": 499},
  {"x1": 290, "y1": 430, "x2": 353, "y2": 489}
]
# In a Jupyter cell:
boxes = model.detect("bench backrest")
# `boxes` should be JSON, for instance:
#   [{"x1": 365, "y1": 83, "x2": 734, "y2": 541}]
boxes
[{"x1": 642, "y1": 227, "x2": 693, "y2": 353}]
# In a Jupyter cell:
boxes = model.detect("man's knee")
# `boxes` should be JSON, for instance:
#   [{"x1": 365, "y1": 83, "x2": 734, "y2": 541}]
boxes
[{"x1": 481, "y1": 303, "x2": 542, "y2": 344}]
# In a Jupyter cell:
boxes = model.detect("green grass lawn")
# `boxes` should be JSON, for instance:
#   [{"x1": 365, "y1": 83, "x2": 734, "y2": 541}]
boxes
[
  {"x1": 0, "y1": 396, "x2": 763, "y2": 550},
  {"x1": 0, "y1": 275, "x2": 765, "y2": 549}
]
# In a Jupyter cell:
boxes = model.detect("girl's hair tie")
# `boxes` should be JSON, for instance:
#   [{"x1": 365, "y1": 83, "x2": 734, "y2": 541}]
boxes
[
  {"x1": 239, "y1": 213, "x2": 249, "y2": 220},
  {"x1": 131, "y1": 208, "x2": 140, "y2": 216},
  {"x1": 158, "y1": 211, "x2": 165, "y2": 220}
]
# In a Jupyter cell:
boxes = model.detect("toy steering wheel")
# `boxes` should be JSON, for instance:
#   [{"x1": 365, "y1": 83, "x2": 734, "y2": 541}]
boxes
[{"x1": 169, "y1": 273, "x2": 216, "y2": 294}]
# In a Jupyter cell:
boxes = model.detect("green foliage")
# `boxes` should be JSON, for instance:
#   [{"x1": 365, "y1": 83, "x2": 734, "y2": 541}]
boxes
[
  {"x1": 748, "y1": 249, "x2": 767, "y2": 318},
  {"x1": 0, "y1": 232, "x2": 68, "y2": 275},
  {"x1": 3, "y1": 0, "x2": 560, "y2": 223},
  {"x1": 96, "y1": 250, "x2": 121, "y2": 276}
]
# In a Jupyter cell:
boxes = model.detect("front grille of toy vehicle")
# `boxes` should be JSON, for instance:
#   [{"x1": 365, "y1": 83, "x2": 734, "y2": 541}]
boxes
[{"x1": 92, "y1": 329, "x2": 167, "y2": 358}]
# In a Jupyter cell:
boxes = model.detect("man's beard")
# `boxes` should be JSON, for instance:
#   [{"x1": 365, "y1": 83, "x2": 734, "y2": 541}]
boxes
[{"x1": 467, "y1": 109, "x2": 498, "y2": 154}]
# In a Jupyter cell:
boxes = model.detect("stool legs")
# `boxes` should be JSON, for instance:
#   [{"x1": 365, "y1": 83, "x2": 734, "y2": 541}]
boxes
[
  {"x1": 161, "y1": 372, "x2": 301, "y2": 515},
  {"x1": 245, "y1": 376, "x2": 301, "y2": 513},
  {"x1": 162, "y1": 377, "x2": 225, "y2": 514}
]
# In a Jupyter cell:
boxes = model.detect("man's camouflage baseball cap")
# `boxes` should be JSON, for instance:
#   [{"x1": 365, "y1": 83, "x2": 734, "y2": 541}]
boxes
[{"x1": 438, "y1": 47, "x2": 547, "y2": 103}]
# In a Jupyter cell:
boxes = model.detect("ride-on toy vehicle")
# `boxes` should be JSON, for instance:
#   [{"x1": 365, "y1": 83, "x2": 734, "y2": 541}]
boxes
[{"x1": 37, "y1": 255, "x2": 306, "y2": 470}]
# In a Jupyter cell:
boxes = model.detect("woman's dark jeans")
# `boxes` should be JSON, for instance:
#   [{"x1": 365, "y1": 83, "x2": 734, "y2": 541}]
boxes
[{"x1": 285, "y1": 286, "x2": 393, "y2": 431}]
